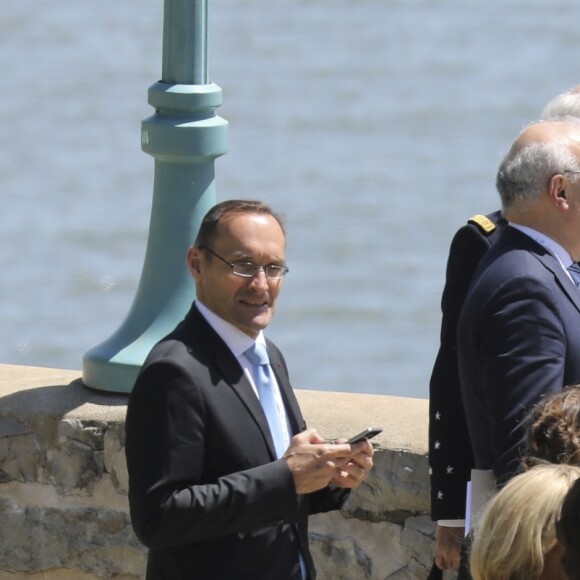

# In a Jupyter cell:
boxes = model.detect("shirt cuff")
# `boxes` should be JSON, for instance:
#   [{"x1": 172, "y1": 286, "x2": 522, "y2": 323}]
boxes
[{"x1": 437, "y1": 519, "x2": 466, "y2": 527}]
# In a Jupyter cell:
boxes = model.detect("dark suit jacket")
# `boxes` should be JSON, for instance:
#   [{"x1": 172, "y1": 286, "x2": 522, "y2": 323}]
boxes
[
  {"x1": 429, "y1": 211, "x2": 505, "y2": 520},
  {"x1": 125, "y1": 304, "x2": 349, "y2": 580},
  {"x1": 458, "y1": 226, "x2": 580, "y2": 482}
]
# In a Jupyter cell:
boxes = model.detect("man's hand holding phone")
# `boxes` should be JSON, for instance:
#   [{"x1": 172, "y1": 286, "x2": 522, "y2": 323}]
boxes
[
  {"x1": 330, "y1": 426, "x2": 381, "y2": 488},
  {"x1": 284, "y1": 427, "x2": 378, "y2": 493}
]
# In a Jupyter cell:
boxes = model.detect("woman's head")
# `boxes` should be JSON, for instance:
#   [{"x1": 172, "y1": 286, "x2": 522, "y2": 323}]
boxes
[
  {"x1": 524, "y1": 386, "x2": 580, "y2": 468},
  {"x1": 470, "y1": 463, "x2": 580, "y2": 580}
]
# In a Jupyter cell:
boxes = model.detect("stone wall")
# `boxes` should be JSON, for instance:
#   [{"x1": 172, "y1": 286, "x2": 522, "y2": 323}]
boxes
[{"x1": 0, "y1": 364, "x2": 433, "y2": 580}]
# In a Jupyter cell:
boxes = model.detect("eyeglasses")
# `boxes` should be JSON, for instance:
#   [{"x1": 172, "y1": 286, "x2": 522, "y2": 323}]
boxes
[
  {"x1": 563, "y1": 170, "x2": 580, "y2": 176},
  {"x1": 200, "y1": 246, "x2": 289, "y2": 279}
]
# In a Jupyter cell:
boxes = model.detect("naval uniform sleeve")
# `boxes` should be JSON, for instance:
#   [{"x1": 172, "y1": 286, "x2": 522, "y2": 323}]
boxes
[{"x1": 429, "y1": 214, "x2": 499, "y2": 520}]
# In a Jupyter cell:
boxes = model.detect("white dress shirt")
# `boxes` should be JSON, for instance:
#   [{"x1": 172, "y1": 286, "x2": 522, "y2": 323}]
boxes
[
  {"x1": 195, "y1": 300, "x2": 292, "y2": 454},
  {"x1": 510, "y1": 223, "x2": 576, "y2": 275}
]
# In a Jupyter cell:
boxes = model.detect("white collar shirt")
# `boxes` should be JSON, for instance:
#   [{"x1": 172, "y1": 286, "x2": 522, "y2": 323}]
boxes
[
  {"x1": 194, "y1": 300, "x2": 292, "y2": 454},
  {"x1": 509, "y1": 223, "x2": 576, "y2": 280}
]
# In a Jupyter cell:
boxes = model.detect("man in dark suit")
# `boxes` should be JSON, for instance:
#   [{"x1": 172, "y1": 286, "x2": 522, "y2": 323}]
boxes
[
  {"x1": 125, "y1": 199, "x2": 374, "y2": 580},
  {"x1": 429, "y1": 87, "x2": 580, "y2": 578},
  {"x1": 458, "y1": 118, "x2": 580, "y2": 521}
]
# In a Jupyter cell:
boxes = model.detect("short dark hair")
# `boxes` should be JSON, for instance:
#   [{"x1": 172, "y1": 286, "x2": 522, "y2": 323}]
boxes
[
  {"x1": 194, "y1": 200, "x2": 285, "y2": 248},
  {"x1": 524, "y1": 386, "x2": 580, "y2": 468}
]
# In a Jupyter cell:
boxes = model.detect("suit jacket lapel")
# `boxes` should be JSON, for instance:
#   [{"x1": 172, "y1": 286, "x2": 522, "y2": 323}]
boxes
[
  {"x1": 504, "y1": 227, "x2": 580, "y2": 314},
  {"x1": 267, "y1": 340, "x2": 304, "y2": 435},
  {"x1": 184, "y1": 305, "x2": 280, "y2": 458},
  {"x1": 538, "y1": 252, "x2": 580, "y2": 313}
]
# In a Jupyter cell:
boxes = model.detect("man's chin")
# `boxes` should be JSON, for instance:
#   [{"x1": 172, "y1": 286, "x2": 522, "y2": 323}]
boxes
[{"x1": 242, "y1": 313, "x2": 273, "y2": 336}]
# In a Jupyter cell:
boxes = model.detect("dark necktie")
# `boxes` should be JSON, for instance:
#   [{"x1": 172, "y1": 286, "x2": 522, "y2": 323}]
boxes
[
  {"x1": 568, "y1": 263, "x2": 580, "y2": 288},
  {"x1": 244, "y1": 343, "x2": 285, "y2": 458}
]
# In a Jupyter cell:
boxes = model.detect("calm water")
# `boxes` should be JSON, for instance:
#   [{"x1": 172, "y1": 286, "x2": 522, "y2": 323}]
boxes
[{"x1": 2, "y1": 0, "x2": 580, "y2": 398}]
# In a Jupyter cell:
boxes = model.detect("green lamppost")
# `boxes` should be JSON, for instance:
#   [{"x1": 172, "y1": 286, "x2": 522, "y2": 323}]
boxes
[{"x1": 83, "y1": 0, "x2": 228, "y2": 393}]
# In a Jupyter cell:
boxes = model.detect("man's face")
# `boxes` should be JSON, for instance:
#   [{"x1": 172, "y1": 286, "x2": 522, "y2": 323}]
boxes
[
  {"x1": 189, "y1": 212, "x2": 286, "y2": 338},
  {"x1": 561, "y1": 137, "x2": 580, "y2": 259}
]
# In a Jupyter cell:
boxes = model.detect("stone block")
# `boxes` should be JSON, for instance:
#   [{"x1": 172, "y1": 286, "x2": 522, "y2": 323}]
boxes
[
  {"x1": 104, "y1": 422, "x2": 128, "y2": 495},
  {"x1": 339, "y1": 450, "x2": 430, "y2": 527},
  {"x1": 0, "y1": 498, "x2": 146, "y2": 578},
  {"x1": 0, "y1": 424, "x2": 41, "y2": 484}
]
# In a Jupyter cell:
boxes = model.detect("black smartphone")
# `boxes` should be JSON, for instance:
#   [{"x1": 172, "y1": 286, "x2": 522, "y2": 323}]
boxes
[{"x1": 346, "y1": 427, "x2": 383, "y2": 444}]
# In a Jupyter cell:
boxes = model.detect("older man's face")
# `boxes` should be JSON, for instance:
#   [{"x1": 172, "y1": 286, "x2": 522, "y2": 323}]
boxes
[{"x1": 192, "y1": 212, "x2": 286, "y2": 338}]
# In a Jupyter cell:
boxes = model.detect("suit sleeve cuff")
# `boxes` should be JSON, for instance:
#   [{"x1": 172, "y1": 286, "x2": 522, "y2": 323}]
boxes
[{"x1": 437, "y1": 519, "x2": 465, "y2": 527}]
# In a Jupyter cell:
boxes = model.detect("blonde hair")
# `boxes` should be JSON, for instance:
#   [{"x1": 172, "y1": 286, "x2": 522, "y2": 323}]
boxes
[{"x1": 470, "y1": 464, "x2": 580, "y2": 580}]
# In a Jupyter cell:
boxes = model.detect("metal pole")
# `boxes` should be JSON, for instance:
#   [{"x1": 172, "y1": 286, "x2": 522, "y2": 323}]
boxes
[{"x1": 83, "y1": 0, "x2": 227, "y2": 393}]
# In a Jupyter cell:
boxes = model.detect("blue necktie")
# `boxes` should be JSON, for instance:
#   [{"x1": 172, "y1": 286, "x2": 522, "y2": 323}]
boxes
[
  {"x1": 568, "y1": 263, "x2": 580, "y2": 288},
  {"x1": 245, "y1": 343, "x2": 307, "y2": 579},
  {"x1": 245, "y1": 343, "x2": 285, "y2": 459}
]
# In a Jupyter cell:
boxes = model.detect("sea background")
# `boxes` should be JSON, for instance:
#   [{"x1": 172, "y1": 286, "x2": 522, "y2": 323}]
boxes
[{"x1": 2, "y1": 0, "x2": 580, "y2": 398}]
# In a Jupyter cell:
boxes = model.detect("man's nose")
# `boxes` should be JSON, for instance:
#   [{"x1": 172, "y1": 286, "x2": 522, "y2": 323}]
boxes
[{"x1": 248, "y1": 268, "x2": 269, "y2": 289}]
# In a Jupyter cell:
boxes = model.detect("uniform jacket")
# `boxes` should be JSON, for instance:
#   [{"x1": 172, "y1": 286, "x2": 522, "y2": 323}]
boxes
[
  {"x1": 125, "y1": 304, "x2": 349, "y2": 580},
  {"x1": 429, "y1": 211, "x2": 505, "y2": 520},
  {"x1": 458, "y1": 226, "x2": 580, "y2": 481}
]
